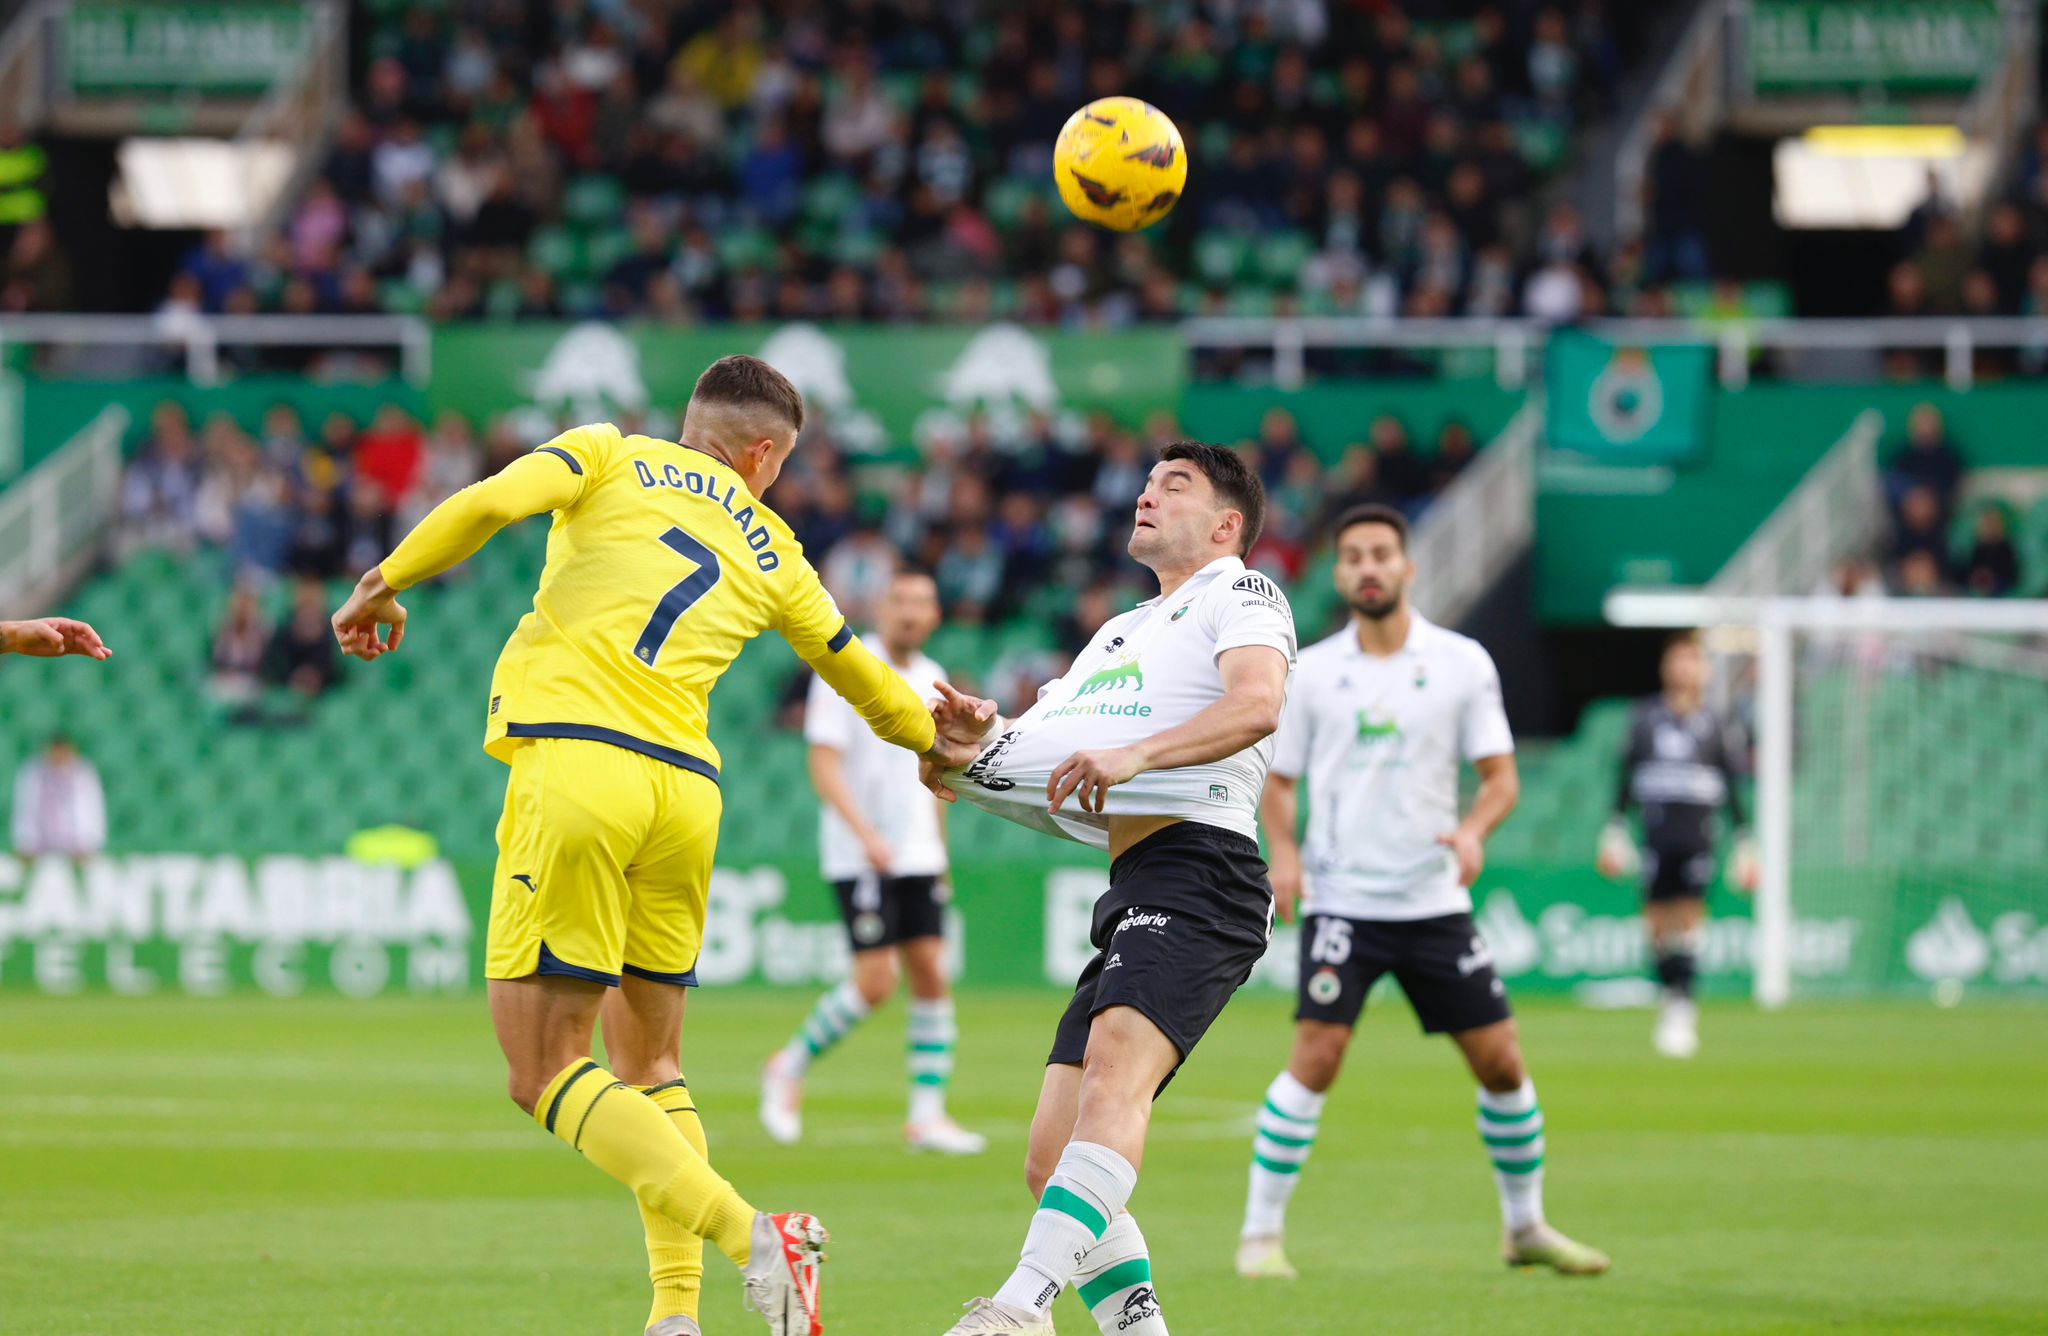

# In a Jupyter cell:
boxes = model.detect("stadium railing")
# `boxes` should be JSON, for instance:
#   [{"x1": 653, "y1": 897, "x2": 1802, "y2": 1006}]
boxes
[
  {"x1": 1411, "y1": 401, "x2": 1540, "y2": 626},
  {"x1": 0, "y1": 402, "x2": 126, "y2": 615},
  {"x1": 1709, "y1": 409, "x2": 1883, "y2": 600},
  {"x1": 0, "y1": 313, "x2": 431, "y2": 385},
  {"x1": 1183, "y1": 316, "x2": 2048, "y2": 392}
]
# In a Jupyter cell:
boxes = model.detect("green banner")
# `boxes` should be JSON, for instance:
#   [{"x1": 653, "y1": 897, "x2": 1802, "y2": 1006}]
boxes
[
  {"x1": 6, "y1": 853, "x2": 2034, "y2": 999},
  {"x1": 428, "y1": 322, "x2": 1183, "y2": 456},
  {"x1": 66, "y1": 4, "x2": 311, "y2": 93},
  {"x1": 1749, "y1": 0, "x2": 2003, "y2": 93},
  {"x1": 1545, "y1": 330, "x2": 1712, "y2": 466}
]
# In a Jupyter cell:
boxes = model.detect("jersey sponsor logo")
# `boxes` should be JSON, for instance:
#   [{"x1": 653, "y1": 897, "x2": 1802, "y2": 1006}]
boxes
[
  {"x1": 1074, "y1": 657, "x2": 1144, "y2": 697},
  {"x1": 1115, "y1": 1287, "x2": 1162, "y2": 1329},
  {"x1": 963, "y1": 727, "x2": 1021, "y2": 790},
  {"x1": 1171, "y1": 604, "x2": 1191, "y2": 621},
  {"x1": 1355, "y1": 711, "x2": 1400, "y2": 743},
  {"x1": 1457, "y1": 935, "x2": 1495, "y2": 977},
  {"x1": 1103, "y1": 952, "x2": 1123, "y2": 970},
  {"x1": 1232, "y1": 572, "x2": 1285, "y2": 604},
  {"x1": 631, "y1": 461, "x2": 781, "y2": 571},
  {"x1": 1208, "y1": 783, "x2": 1228, "y2": 801},
  {"x1": 1307, "y1": 966, "x2": 1343, "y2": 1004}
]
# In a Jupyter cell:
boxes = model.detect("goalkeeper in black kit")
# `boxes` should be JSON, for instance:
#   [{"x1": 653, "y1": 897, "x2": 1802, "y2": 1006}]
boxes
[{"x1": 1598, "y1": 632, "x2": 1756, "y2": 1058}]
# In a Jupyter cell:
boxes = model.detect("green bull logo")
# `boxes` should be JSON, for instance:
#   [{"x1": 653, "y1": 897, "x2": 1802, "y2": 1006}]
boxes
[
  {"x1": 1356, "y1": 711, "x2": 1400, "y2": 742},
  {"x1": 1076, "y1": 659, "x2": 1144, "y2": 697}
]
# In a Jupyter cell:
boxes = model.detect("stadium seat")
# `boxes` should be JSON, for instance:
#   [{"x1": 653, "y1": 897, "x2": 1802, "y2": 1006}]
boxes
[{"x1": 563, "y1": 175, "x2": 625, "y2": 230}]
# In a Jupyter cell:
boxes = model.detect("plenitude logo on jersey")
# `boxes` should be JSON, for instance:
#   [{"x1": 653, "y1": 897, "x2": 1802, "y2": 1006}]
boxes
[
  {"x1": 1044, "y1": 648, "x2": 1152, "y2": 720},
  {"x1": 632, "y1": 459, "x2": 781, "y2": 571}
]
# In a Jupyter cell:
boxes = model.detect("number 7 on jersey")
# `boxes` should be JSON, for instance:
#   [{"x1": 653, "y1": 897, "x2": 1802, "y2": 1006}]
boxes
[{"x1": 634, "y1": 526, "x2": 722, "y2": 665}]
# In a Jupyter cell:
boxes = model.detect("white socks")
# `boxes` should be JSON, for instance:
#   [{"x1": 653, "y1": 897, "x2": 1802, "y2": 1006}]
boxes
[
  {"x1": 781, "y1": 979, "x2": 870, "y2": 1077},
  {"x1": 994, "y1": 1141, "x2": 1137, "y2": 1316},
  {"x1": 1074, "y1": 1212, "x2": 1166, "y2": 1334},
  {"x1": 1477, "y1": 1080, "x2": 1546, "y2": 1232},
  {"x1": 907, "y1": 997, "x2": 957, "y2": 1124},
  {"x1": 1242, "y1": 1070, "x2": 1325, "y2": 1238}
]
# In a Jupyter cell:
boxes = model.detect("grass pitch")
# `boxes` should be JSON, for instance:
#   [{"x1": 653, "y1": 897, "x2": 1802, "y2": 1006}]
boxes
[{"x1": 2, "y1": 990, "x2": 2044, "y2": 1334}]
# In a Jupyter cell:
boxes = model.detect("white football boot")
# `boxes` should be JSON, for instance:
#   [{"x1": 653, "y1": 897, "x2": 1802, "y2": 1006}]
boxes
[
  {"x1": 1235, "y1": 1233, "x2": 1298, "y2": 1279},
  {"x1": 1653, "y1": 997, "x2": 1699, "y2": 1059},
  {"x1": 759, "y1": 1051, "x2": 804, "y2": 1145},
  {"x1": 741, "y1": 1211, "x2": 827, "y2": 1336},
  {"x1": 940, "y1": 1297, "x2": 1055, "y2": 1334},
  {"x1": 906, "y1": 1114, "x2": 988, "y2": 1155}
]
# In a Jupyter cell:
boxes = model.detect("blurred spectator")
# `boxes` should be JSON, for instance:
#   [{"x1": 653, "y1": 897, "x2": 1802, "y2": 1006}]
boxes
[
  {"x1": 1643, "y1": 111, "x2": 1708, "y2": 281},
  {"x1": 1431, "y1": 420, "x2": 1478, "y2": 493},
  {"x1": 1912, "y1": 214, "x2": 1972, "y2": 313},
  {"x1": 820, "y1": 520, "x2": 900, "y2": 628},
  {"x1": 355, "y1": 407, "x2": 427, "y2": 510},
  {"x1": 119, "y1": 404, "x2": 204, "y2": 553},
  {"x1": 3, "y1": 218, "x2": 72, "y2": 311},
  {"x1": 1368, "y1": 415, "x2": 1429, "y2": 508},
  {"x1": 209, "y1": 586, "x2": 272, "y2": 709},
  {"x1": 264, "y1": 577, "x2": 342, "y2": 702},
  {"x1": 1886, "y1": 404, "x2": 1966, "y2": 515},
  {"x1": 11, "y1": 733, "x2": 105, "y2": 860},
  {"x1": 1895, "y1": 549, "x2": 1949, "y2": 598},
  {"x1": 1960, "y1": 506, "x2": 2021, "y2": 597},
  {"x1": 1889, "y1": 486, "x2": 1951, "y2": 579}
]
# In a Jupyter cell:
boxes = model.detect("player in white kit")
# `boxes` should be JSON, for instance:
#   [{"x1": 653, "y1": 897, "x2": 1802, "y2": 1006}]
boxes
[
  {"x1": 922, "y1": 443, "x2": 1296, "y2": 1336},
  {"x1": 760, "y1": 568, "x2": 986, "y2": 1155},
  {"x1": 1236, "y1": 505, "x2": 1609, "y2": 1281}
]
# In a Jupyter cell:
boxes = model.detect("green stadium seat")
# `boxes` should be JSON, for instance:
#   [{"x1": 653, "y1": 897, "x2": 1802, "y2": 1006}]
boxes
[
  {"x1": 1255, "y1": 232, "x2": 1313, "y2": 288},
  {"x1": 1194, "y1": 232, "x2": 1251, "y2": 286},
  {"x1": 527, "y1": 227, "x2": 583, "y2": 280}
]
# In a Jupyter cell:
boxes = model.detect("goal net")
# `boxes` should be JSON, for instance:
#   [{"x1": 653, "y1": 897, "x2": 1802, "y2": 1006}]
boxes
[{"x1": 1609, "y1": 593, "x2": 2048, "y2": 1005}]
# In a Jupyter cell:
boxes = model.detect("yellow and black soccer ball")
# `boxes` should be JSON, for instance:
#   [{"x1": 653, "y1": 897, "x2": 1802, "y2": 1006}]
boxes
[{"x1": 1052, "y1": 96, "x2": 1187, "y2": 232}]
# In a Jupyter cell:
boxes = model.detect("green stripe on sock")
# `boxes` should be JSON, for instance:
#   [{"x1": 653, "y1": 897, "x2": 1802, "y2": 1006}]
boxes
[
  {"x1": 912, "y1": 1072, "x2": 947, "y2": 1086},
  {"x1": 1038, "y1": 1184, "x2": 1108, "y2": 1237},
  {"x1": 1482, "y1": 1128, "x2": 1544, "y2": 1148},
  {"x1": 1076, "y1": 1257, "x2": 1153, "y2": 1310},
  {"x1": 1263, "y1": 1099, "x2": 1317, "y2": 1128},
  {"x1": 1253, "y1": 1153, "x2": 1303, "y2": 1175},
  {"x1": 1479, "y1": 1102, "x2": 1539, "y2": 1123},
  {"x1": 1258, "y1": 1128, "x2": 1315, "y2": 1149},
  {"x1": 910, "y1": 1041, "x2": 951, "y2": 1053},
  {"x1": 1492, "y1": 1157, "x2": 1543, "y2": 1175}
]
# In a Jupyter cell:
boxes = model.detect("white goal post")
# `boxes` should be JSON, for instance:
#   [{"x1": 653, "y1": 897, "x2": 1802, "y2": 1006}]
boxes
[{"x1": 1605, "y1": 592, "x2": 2048, "y2": 1008}]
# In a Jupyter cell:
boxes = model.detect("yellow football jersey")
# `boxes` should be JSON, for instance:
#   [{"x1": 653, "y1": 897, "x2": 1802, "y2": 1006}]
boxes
[{"x1": 391, "y1": 422, "x2": 933, "y2": 778}]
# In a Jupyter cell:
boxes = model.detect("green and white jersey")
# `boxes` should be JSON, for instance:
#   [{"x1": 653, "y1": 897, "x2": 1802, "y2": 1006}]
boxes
[
  {"x1": 1275, "y1": 615, "x2": 1513, "y2": 921},
  {"x1": 946, "y1": 555, "x2": 1297, "y2": 848}
]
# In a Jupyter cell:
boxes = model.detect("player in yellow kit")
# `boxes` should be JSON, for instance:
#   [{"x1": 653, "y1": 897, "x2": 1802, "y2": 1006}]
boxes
[{"x1": 331, "y1": 355, "x2": 977, "y2": 1336}]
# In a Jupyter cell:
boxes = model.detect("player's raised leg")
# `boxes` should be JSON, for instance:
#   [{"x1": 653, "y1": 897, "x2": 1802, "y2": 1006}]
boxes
[
  {"x1": 1450, "y1": 1019, "x2": 1608, "y2": 1276},
  {"x1": 603, "y1": 976, "x2": 710, "y2": 1335},
  {"x1": 762, "y1": 938, "x2": 891, "y2": 1144},
  {"x1": 1237, "y1": 1019, "x2": 1348, "y2": 1279},
  {"x1": 903, "y1": 931, "x2": 984, "y2": 1154}
]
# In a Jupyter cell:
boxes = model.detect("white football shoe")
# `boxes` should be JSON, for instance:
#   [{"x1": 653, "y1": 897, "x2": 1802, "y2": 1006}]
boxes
[
  {"x1": 759, "y1": 1050, "x2": 804, "y2": 1145},
  {"x1": 906, "y1": 1114, "x2": 988, "y2": 1155},
  {"x1": 1235, "y1": 1233, "x2": 1298, "y2": 1279},
  {"x1": 742, "y1": 1211, "x2": 827, "y2": 1336},
  {"x1": 1653, "y1": 998, "x2": 1699, "y2": 1059},
  {"x1": 940, "y1": 1298, "x2": 1055, "y2": 1334},
  {"x1": 646, "y1": 1317, "x2": 703, "y2": 1336}
]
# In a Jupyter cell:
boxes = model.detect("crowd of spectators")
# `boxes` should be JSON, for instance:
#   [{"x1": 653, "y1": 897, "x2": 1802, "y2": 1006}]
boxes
[
  {"x1": 1877, "y1": 402, "x2": 2035, "y2": 599},
  {"x1": 115, "y1": 390, "x2": 1478, "y2": 717},
  {"x1": 148, "y1": 0, "x2": 1673, "y2": 330}
]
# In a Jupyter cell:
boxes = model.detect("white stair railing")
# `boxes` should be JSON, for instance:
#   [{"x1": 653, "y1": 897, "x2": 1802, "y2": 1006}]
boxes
[
  {"x1": 1410, "y1": 400, "x2": 1540, "y2": 626},
  {"x1": 0, "y1": 404, "x2": 128, "y2": 615},
  {"x1": 1709, "y1": 408, "x2": 1883, "y2": 599}
]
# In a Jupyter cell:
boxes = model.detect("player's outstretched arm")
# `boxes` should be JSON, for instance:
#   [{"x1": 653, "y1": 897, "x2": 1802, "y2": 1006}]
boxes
[
  {"x1": 333, "y1": 451, "x2": 582, "y2": 661},
  {"x1": 1048, "y1": 643, "x2": 1289, "y2": 815},
  {"x1": 0, "y1": 617, "x2": 111, "y2": 660}
]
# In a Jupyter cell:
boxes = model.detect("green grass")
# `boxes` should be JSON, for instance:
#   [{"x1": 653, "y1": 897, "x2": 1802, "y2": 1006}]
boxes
[{"x1": 3, "y1": 991, "x2": 2045, "y2": 1334}]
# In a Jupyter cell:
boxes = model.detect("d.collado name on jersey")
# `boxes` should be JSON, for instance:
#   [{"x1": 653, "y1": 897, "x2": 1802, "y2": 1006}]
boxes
[{"x1": 633, "y1": 461, "x2": 781, "y2": 570}]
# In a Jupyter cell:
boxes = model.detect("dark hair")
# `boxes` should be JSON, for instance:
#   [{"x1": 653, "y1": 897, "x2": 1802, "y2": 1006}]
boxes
[
  {"x1": 1665, "y1": 629, "x2": 1702, "y2": 652},
  {"x1": 1161, "y1": 441, "x2": 1266, "y2": 556},
  {"x1": 1330, "y1": 503, "x2": 1409, "y2": 551},
  {"x1": 890, "y1": 563, "x2": 937, "y2": 587},
  {"x1": 690, "y1": 355, "x2": 804, "y2": 433}
]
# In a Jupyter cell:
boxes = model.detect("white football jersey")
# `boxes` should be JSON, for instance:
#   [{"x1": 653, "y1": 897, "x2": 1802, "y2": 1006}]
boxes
[
  {"x1": 946, "y1": 556, "x2": 1297, "y2": 848},
  {"x1": 1273, "y1": 615, "x2": 1513, "y2": 921},
  {"x1": 804, "y1": 644, "x2": 950, "y2": 880}
]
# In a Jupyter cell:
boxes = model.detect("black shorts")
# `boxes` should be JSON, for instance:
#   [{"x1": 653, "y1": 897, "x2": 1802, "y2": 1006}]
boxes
[
  {"x1": 1295, "y1": 912, "x2": 1512, "y2": 1035},
  {"x1": 1048, "y1": 823, "x2": 1273, "y2": 1085},
  {"x1": 832, "y1": 873, "x2": 947, "y2": 951},
  {"x1": 1642, "y1": 843, "x2": 1716, "y2": 902}
]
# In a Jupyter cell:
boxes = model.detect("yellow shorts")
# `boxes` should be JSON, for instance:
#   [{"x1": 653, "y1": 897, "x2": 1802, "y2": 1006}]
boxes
[{"x1": 485, "y1": 737, "x2": 722, "y2": 986}]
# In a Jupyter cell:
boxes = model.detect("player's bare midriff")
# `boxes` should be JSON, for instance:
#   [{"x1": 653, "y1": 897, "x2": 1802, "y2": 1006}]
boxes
[{"x1": 1108, "y1": 813, "x2": 1184, "y2": 862}]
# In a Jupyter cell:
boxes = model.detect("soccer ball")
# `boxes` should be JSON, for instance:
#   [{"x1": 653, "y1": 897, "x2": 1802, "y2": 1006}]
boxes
[{"x1": 1052, "y1": 97, "x2": 1187, "y2": 232}]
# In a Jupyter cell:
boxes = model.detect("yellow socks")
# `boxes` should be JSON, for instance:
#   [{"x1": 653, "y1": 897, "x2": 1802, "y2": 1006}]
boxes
[
  {"x1": 533, "y1": 1059, "x2": 758, "y2": 1265},
  {"x1": 638, "y1": 1079, "x2": 707, "y2": 1328}
]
